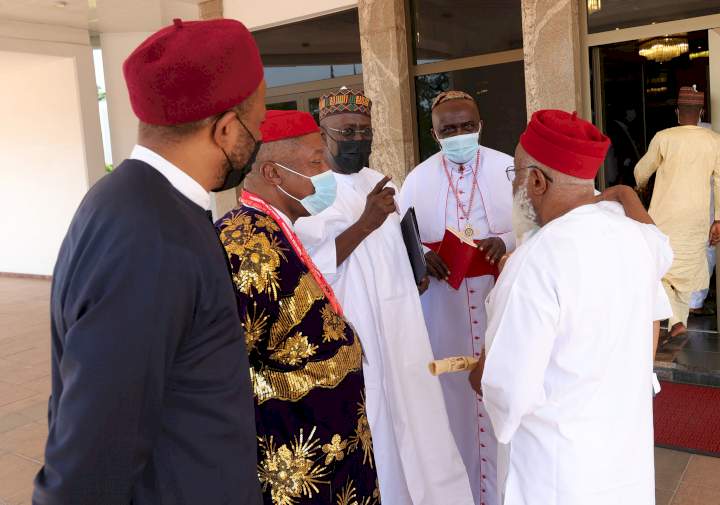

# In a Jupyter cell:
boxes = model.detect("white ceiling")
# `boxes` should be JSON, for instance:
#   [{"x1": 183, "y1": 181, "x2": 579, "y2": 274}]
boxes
[{"x1": 0, "y1": 0, "x2": 203, "y2": 33}]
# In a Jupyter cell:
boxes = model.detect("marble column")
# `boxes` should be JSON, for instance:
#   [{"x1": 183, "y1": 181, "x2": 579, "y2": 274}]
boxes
[
  {"x1": 358, "y1": 0, "x2": 417, "y2": 182},
  {"x1": 521, "y1": 0, "x2": 584, "y2": 117},
  {"x1": 199, "y1": 0, "x2": 223, "y2": 19}
]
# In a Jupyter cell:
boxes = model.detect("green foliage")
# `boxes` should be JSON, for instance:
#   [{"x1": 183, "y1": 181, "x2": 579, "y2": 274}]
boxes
[{"x1": 105, "y1": 163, "x2": 114, "y2": 173}]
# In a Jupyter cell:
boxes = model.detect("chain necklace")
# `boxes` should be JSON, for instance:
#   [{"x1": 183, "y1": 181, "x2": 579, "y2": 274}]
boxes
[{"x1": 441, "y1": 149, "x2": 482, "y2": 238}]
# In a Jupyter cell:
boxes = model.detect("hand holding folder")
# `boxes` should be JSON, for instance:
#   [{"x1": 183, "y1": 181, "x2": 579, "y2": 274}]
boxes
[{"x1": 427, "y1": 228, "x2": 500, "y2": 290}]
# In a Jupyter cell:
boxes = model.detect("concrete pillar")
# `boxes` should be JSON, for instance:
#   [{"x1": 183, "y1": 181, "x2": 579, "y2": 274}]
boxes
[
  {"x1": 199, "y1": 0, "x2": 223, "y2": 20},
  {"x1": 358, "y1": 0, "x2": 417, "y2": 182},
  {"x1": 521, "y1": 0, "x2": 584, "y2": 117}
]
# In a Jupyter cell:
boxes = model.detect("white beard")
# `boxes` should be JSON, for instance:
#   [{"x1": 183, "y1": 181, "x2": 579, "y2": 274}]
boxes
[{"x1": 512, "y1": 183, "x2": 540, "y2": 245}]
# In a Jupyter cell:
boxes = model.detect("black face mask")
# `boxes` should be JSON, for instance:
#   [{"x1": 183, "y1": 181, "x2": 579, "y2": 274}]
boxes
[
  {"x1": 212, "y1": 119, "x2": 262, "y2": 193},
  {"x1": 331, "y1": 139, "x2": 372, "y2": 174}
]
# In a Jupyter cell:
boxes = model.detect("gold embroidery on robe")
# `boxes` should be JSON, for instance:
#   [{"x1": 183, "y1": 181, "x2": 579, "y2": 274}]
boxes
[
  {"x1": 251, "y1": 337, "x2": 362, "y2": 404},
  {"x1": 335, "y1": 478, "x2": 379, "y2": 505},
  {"x1": 322, "y1": 434, "x2": 348, "y2": 465},
  {"x1": 270, "y1": 333, "x2": 319, "y2": 366},
  {"x1": 258, "y1": 427, "x2": 330, "y2": 505},
  {"x1": 348, "y1": 393, "x2": 374, "y2": 468},
  {"x1": 220, "y1": 212, "x2": 287, "y2": 300},
  {"x1": 269, "y1": 272, "x2": 324, "y2": 350},
  {"x1": 234, "y1": 233, "x2": 286, "y2": 300},
  {"x1": 219, "y1": 212, "x2": 254, "y2": 253},
  {"x1": 255, "y1": 214, "x2": 281, "y2": 233},
  {"x1": 242, "y1": 302, "x2": 270, "y2": 353},
  {"x1": 321, "y1": 304, "x2": 348, "y2": 343}
]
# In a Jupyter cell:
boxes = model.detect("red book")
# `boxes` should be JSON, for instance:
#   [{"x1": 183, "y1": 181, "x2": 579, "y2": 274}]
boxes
[{"x1": 435, "y1": 228, "x2": 499, "y2": 290}]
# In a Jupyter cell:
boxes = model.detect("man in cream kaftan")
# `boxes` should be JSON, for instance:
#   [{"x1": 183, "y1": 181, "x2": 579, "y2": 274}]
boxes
[
  {"x1": 294, "y1": 88, "x2": 474, "y2": 505},
  {"x1": 635, "y1": 87, "x2": 720, "y2": 334}
]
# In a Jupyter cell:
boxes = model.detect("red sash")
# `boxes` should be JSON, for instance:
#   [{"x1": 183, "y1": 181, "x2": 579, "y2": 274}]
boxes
[{"x1": 241, "y1": 190, "x2": 344, "y2": 316}]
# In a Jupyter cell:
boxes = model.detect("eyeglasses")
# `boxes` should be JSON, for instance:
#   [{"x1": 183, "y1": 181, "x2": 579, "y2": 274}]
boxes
[
  {"x1": 505, "y1": 165, "x2": 554, "y2": 183},
  {"x1": 323, "y1": 125, "x2": 373, "y2": 139}
]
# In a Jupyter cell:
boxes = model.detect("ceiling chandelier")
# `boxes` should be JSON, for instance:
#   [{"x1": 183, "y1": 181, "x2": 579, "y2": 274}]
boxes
[
  {"x1": 587, "y1": 0, "x2": 602, "y2": 14},
  {"x1": 639, "y1": 37, "x2": 689, "y2": 63}
]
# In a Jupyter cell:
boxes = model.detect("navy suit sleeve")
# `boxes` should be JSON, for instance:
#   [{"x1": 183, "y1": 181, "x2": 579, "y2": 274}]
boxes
[{"x1": 33, "y1": 233, "x2": 193, "y2": 505}]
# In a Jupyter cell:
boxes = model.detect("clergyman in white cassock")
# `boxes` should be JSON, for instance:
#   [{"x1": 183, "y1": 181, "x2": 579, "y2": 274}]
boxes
[
  {"x1": 294, "y1": 88, "x2": 474, "y2": 505},
  {"x1": 398, "y1": 91, "x2": 515, "y2": 505},
  {"x1": 480, "y1": 109, "x2": 673, "y2": 505}
]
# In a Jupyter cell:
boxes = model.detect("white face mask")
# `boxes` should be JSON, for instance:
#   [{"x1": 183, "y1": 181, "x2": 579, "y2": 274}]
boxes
[{"x1": 511, "y1": 181, "x2": 540, "y2": 245}]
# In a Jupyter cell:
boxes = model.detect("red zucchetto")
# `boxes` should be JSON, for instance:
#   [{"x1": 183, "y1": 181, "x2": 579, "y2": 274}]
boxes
[
  {"x1": 520, "y1": 109, "x2": 611, "y2": 180},
  {"x1": 260, "y1": 110, "x2": 320, "y2": 143},
  {"x1": 123, "y1": 18, "x2": 263, "y2": 126}
]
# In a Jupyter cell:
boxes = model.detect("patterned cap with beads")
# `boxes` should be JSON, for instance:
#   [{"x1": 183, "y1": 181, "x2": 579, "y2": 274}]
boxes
[
  {"x1": 431, "y1": 90, "x2": 475, "y2": 111},
  {"x1": 678, "y1": 85, "x2": 705, "y2": 107},
  {"x1": 318, "y1": 87, "x2": 372, "y2": 121}
]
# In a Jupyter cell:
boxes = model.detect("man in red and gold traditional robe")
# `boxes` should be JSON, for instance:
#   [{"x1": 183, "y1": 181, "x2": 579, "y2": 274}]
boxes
[{"x1": 217, "y1": 110, "x2": 379, "y2": 505}]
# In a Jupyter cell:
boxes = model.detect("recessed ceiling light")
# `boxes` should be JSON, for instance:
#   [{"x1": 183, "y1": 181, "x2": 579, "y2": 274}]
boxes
[{"x1": 55, "y1": 1, "x2": 68, "y2": 7}]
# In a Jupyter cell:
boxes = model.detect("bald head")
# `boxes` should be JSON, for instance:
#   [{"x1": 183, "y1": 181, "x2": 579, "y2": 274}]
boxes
[{"x1": 431, "y1": 98, "x2": 481, "y2": 141}]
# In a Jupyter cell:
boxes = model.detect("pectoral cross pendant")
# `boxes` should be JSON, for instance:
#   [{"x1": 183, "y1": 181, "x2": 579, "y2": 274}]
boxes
[{"x1": 464, "y1": 223, "x2": 475, "y2": 238}]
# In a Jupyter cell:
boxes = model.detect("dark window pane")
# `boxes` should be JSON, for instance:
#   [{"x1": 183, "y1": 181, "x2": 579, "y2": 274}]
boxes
[
  {"x1": 588, "y1": 0, "x2": 720, "y2": 34},
  {"x1": 309, "y1": 97, "x2": 320, "y2": 124},
  {"x1": 253, "y1": 9, "x2": 362, "y2": 88},
  {"x1": 266, "y1": 101, "x2": 298, "y2": 111},
  {"x1": 411, "y1": 0, "x2": 523, "y2": 63},
  {"x1": 415, "y1": 61, "x2": 527, "y2": 162}
]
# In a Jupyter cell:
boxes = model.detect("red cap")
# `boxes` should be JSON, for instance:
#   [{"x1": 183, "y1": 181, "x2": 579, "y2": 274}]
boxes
[
  {"x1": 123, "y1": 18, "x2": 263, "y2": 126},
  {"x1": 520, "y1": 110, "x2": 610, "y2": 180},
  {"x1": 260, "y1": 110, "x2": 320, "y2": 143}
]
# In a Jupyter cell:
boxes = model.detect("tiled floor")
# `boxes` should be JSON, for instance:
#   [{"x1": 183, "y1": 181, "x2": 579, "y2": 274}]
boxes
[
  {"x1": 1, "y1": 277, "x2": 720, "y2": 505},
  {"x1": 656, "y1": 310, "x2": 720, "y2": 386}
]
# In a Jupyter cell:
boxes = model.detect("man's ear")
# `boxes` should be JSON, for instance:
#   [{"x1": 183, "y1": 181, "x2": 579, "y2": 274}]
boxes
[
  {"x1": 212, "y1": 111, "x2": 238, "y2": 148},
  {"x1": 528, "y1": 168, "x2": 549, "y2": 196},
  {"x1": 260, "y1": 161, "x2": 283, "y2": 185}
]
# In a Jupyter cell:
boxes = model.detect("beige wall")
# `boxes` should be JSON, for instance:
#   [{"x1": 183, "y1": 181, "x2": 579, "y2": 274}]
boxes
[
  {"x1": 710, "y1": 28, "x2": 720, "y2": 134},
  {"x1": 100, "y1": 32, "x2": 155, "y2": 163},
  {"x1": 0, "y1": 52, "x2": 90, "y2": 275},
  {"x1": 224, "y1": 0, "x2": 356, "y2": 29}
]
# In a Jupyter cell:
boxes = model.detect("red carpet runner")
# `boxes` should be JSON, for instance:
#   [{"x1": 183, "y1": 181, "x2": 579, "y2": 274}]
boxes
[{"x1": 654, "y1": 381, "x2": 720, "y2": 456}]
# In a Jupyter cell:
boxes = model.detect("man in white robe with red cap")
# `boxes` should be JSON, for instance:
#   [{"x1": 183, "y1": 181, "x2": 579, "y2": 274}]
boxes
[
  {"x1": 475, "y1": 110, "x2": 673, "y2": 505},
  {"x1": 399, "y1": 90, "x2": 514, "y2": 505}
]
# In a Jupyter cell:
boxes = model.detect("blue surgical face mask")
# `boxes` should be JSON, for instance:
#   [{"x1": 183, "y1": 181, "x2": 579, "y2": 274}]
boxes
[
  {"x1": 274, "y1": 162, "x2": 337, "y2": 215},
  {"x1": 438, "y1": 130, "x2": 481, "y2": 164}
]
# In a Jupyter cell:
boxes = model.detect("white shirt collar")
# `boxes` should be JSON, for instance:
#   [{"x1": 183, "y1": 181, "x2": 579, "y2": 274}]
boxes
[
  {"x1": 270, "y1": 205, "x2": 294, "y2": 229},
  {"x1": 130, "y1": 144, "x2": 211, "y2": 211}
]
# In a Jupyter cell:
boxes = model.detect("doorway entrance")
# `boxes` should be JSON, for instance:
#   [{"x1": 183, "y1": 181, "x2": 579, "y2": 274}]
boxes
[{"x1": 591, "y1": 27, "x2": 720, "y2": 383}]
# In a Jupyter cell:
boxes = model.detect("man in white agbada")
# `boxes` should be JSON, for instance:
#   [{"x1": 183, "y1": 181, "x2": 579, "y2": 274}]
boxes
[
  {"x1": 472, "y1": 109, "x2": 673, "y2": 505},
  {"x1": 399, "y1": 90, "x2": 515, "y2": 505},
  {"x1": 294, "y1": 88, "x2": 474, "y2": 505}
]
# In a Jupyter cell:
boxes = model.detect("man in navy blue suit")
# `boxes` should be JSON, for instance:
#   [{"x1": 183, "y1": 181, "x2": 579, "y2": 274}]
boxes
[{"x1": 33, "y1": 18, "x2": 266, "y2": 505}]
